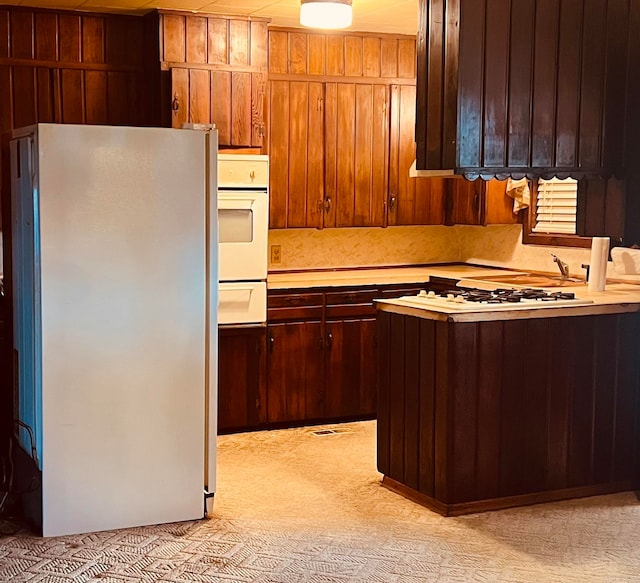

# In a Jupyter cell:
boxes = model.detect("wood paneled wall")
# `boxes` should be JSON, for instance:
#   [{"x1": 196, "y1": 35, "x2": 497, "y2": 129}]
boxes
[
  {"x1": 0, "y1": 7, "x2": 148, "y2": 134},
  {"x1": 268, "y1": 28, "x2": 416, "y2": 81},
  {"x1": 0, "y1": 5, "x2": 149, "y2": 448}
]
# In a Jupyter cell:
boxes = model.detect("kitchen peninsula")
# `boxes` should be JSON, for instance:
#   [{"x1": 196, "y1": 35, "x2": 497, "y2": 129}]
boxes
[{"x1": 376, "y1": 280, "x2": 640, "y2": 516}]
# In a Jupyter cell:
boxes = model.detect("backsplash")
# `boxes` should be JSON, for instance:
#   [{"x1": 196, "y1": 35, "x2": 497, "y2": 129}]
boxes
[
  {"x1": 268, "y1": 224, "x2": 618, "y2": 278},
  {"x1": 268, "y1": 226, "x2": 460, "y2": 270}
]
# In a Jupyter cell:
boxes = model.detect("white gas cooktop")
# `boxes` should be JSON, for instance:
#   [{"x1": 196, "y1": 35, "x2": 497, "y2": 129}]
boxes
[{"x1": 397, "y1": 288, "x2": 594, "y2": 312}]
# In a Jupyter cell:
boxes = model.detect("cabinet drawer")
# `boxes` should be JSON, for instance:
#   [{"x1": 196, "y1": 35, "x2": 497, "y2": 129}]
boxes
[
  {"x1": 378, "y1": 284, "x2": 428, "y2": 299},
  {"x1": 268, "y1": 292, "x2": 323, "y2": 308},
  {"x1": 218, "y1": 154, "x2": 269, "y2": 188},
  {"x1": 268, "y1": 305, "x2": 323, "y2": 322},
  {"x1": 324, "y1": 289, "x2": 379, "y2": 305}
]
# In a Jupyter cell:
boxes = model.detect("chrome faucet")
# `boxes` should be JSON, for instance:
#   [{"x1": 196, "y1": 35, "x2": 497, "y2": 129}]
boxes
[{"x1": 551, "y1": 254, "x2": 570, "y2": 278}]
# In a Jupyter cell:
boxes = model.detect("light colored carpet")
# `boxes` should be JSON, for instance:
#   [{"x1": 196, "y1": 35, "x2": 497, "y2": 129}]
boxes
[{"x1": 1, "y1": 420, "x2": 640, "y2": 582}]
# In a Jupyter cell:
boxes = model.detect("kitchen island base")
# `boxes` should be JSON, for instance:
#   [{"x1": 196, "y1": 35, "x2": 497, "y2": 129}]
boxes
[
  {"x1": 381, "y1": 475, "x2": 632, "y2": 516},
  {"x1": 376, "y1": 310, "x2": 640, "y2": 516}
]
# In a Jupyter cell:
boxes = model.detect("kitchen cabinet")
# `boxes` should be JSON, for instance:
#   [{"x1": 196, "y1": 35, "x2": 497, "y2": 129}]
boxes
[
  {"x1": 169, "y1": 67, "x2": 266, "y2": 147},
  {"x1": 377, "y1": 308, "x2": 640, "y2": 515},
  {"x1": 416, "y1": 0, "x2": 635, "y2": 180},
  {"x1": 388, "y1": 84, "x2": 445, "y2": 225},
  {"x1": 445, "y1": 178, "x2": 516, "y2": 226},
  {"x1": 150, "y1": 10, "x2": 269, "y2": 148},
  {"x1": 266, "y1": 292, "x2": 324, "y2": 423},
  {"x1": 386, "y1": 83, "x2": 515, "y2": 227},
  {"x1": 269, "y1": 80, "x2": 325, "y2": 229},
  {"x1": 268, "y1": 80, "x2": 388, "y2": 229},
  {"x1": 218, "y1": 326, "x2": 267, "y2": 434},
  {"x1": 266, "y1": 284, "x2": 427, "y2": 426}
]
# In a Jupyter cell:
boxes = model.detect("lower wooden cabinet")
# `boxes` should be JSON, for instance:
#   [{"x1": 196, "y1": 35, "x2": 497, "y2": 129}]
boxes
[
  {"x1": 217, "y1": 326, "x2": 267, "y2": 434},
  {"x1": 218, "y1": 282, "x2": 430, "y2": 433},
  {"x1": 266, "y1": 321, "x2": 324, "y2": 422},
  {"x1": 325, "y1": 318, "x2": 377, "y2": 419}
]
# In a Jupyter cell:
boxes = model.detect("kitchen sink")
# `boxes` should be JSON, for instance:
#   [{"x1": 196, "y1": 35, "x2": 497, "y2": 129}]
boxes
[{"x1": 475, "y1": 273, "x2": 586, "y2": 288}]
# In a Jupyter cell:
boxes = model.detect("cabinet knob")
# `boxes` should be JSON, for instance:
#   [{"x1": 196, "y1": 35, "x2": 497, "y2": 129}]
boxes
[
  {"x1": 250, "y1": 170, "x2": 255, "y2": 182},
  {"x1": 389, "y1": 196, "x2": 397, "y2": 210},
  {"x1": 171, "y1": 93, "x2": 180, "y2": 112},
  {"x1": 327, "y1": 331, "x2": 333, "y2": 349},
  {"x1": 269, "y1": 335, "x2": 275, "y2": 354},
  {"x1": 324, "y1": 197, "x2": 332, "y2": 213}
]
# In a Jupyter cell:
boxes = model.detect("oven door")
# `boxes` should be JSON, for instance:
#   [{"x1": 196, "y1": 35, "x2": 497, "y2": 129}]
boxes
[
  {"x1": 218, "y1": 190, "x2": 268, "y2": 281},
  {"x1": 218, "y1": 281, "x2": 267, "y2": 325}
]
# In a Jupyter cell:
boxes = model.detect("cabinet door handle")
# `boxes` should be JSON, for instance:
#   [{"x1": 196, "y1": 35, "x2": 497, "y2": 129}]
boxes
[
  {"x1": 324, "y1": 197, "x2": 332, "y2": 213},
  {"x1": 269, "y1": 335, "x2": 275, "y2": 354},
  {"x1": 389, "y1": 196, "x2": 397, "y2": 210},
  {"x1": 171, "y1": 93, "x2": 180, "y2": 112},
  {"x1": 327, "y1": 331, "x2": 333, "y2": 349}
]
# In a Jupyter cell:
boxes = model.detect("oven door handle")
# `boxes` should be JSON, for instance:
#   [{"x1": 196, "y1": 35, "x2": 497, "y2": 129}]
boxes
[
  {"x1": 218, "y1": 198, "x2": 257, "y2": 210},
  {"x1": 219, "y1": 284, "x2": 258, "y2": 292}
]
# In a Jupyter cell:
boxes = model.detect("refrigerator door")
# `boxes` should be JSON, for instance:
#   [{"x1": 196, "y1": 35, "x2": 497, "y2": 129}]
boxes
[
  {"x1": 31, "y1": 124, "x2": 208, "y2": 536},
  {"x1": 205, "y1": 129, "x2": 218, "y2": 511}
]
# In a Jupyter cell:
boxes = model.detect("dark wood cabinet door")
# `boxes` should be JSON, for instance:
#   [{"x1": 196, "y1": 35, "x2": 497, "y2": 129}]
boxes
[
  {"x1": 416, "y1": 0, "x2": 635, "y2": 180},
  {"x1": 266, "y1": 321, "x2": 324, "y2": 423},
  {"x1": 268, "y1": 80, "x2": 325, "y2": 229},
  {"x1": 445, "y1": 178, "x2": 484, "y2": 225},
  {"x1": 324, "y1": 318, "x2": 377, "y2": 420},
  {"x1": 218, "y1": 327, "x2": 267, "y2": 434},
  {"x1": 324, "y1": 82, "x2": 388, "y2": 228}
]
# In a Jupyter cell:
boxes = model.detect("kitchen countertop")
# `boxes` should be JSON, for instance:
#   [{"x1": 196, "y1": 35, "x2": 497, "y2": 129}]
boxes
[
  {"x1": 267, "y1": 263, "x2": 640, "y2": 322},
  {"x1": 267, "y1": 264, "x2": 527, "y2": 290}
]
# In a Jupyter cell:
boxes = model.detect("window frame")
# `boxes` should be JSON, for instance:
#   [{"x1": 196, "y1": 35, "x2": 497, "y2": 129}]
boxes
[{"x1": 522, "y1": 179, "x2": 592, "y2": 248}]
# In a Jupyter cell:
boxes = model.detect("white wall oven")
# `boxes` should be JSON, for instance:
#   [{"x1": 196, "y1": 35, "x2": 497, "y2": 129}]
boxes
[{"x1": 218, "y1": 154, "x2": 268, "y2": 325}]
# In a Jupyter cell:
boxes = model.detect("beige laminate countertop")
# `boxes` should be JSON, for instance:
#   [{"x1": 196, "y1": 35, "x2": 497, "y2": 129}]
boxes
[
  {"x1": 268, "y1": 263, "x2": 640, "y2": 321},
  {"x1": 267, "y1": 264, "x2": 527, "y2": 290}
]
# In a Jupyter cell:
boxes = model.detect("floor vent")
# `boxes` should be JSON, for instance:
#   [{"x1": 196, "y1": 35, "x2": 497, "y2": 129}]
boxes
[{"x1": 310, "y1": 427, "x2": 354, "y2": 436}]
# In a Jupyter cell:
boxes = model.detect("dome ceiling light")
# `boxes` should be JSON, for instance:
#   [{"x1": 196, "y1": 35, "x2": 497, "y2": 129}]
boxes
[{"x1": 300, "y1": 0, "x2": 353, "y2": 30}]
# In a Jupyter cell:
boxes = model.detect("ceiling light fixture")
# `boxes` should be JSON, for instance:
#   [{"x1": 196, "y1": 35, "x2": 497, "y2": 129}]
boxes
[{"x1": 300, "y1": 0, "x2": 353, "y2": 30}]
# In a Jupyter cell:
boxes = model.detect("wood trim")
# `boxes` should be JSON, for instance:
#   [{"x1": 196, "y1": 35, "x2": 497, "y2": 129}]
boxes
[
  {"x1": 268, "y1": 72, "x2": 416, "y2": 86},
  {"x1": 268, "y1": 26, "x2": 416, "y2": 40},
  {"x1": 156, "y1": 9, "x2": 271, "y2": 23},
  {"x1": 382, "y1": 475, "x2": 634, "y2": 516},
  {"x1": 160, "y1": 61, "x2": 268, "y2": 73},
  {"x1": 522, "y1": 179, "x2": 592, "y2": 248},
  {"x1": 0, "y1": 57, "x2": 141, "y2": 72}
]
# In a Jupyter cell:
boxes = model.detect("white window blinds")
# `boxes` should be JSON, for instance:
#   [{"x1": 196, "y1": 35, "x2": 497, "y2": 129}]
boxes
[{"x1": 533, "y1": 178, "x2": 578, "y2": 234}]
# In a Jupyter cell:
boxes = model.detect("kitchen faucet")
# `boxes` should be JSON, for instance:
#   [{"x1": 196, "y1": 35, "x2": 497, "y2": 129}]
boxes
[{"x1": 551, "y1": 253, "x2": 570, "y2": 278}]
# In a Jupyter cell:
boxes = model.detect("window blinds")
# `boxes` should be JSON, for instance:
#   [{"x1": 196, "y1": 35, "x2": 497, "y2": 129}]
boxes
[{"x1": 533, "y1": 178, "x2": 578, "y2": 234}]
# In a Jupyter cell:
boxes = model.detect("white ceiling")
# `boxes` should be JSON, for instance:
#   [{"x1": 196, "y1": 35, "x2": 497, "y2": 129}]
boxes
[{"x1": 4, "y1": 0, "x2": 419, "y2": 35}]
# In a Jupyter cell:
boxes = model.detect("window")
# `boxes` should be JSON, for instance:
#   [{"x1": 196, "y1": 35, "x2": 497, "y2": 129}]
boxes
[
  {"x1": 533, "y1": 178, "x2": 577, "y2": 234},
  {"x1": 523, "y1": 178, "x2": 591, "y2": 248}
]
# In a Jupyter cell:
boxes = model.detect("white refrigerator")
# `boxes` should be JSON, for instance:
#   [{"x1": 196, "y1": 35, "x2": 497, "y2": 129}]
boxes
[{"x1": 9, "y1": 123, "x2": 218, "y2": 537}]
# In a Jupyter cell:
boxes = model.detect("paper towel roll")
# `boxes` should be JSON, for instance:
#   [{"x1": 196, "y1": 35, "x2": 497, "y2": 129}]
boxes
[{"x1": 588, "y1": 237, "x2": 609, "y2": 293}]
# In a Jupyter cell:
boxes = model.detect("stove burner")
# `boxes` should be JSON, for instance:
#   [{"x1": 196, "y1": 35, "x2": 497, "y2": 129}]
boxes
[{"x1": 431, "y1": 287, "x2": 576, "y2": 304}]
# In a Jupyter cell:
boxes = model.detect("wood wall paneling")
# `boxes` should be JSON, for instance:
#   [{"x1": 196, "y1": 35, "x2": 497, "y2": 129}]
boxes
[
  {"x1": 208, "y1": 17, "x2": 228, "y2": 65},
  {"x1": 185, "y1": 16, "x2": 207, "y2": 64}
]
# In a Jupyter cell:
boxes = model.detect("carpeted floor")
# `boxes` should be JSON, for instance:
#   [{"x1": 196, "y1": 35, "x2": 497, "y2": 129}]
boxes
[{"x1": 1, "y1": 420, "x2": 640, "y2": 582}]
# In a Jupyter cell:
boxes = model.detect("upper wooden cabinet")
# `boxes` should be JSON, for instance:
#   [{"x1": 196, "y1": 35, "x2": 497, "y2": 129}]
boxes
[
  {"x1": 149, "y1": 10, "x2": 269, "y2": 148},
  {"x1": 416, "y1": 0, "x2": 636, "y2": 180}
]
